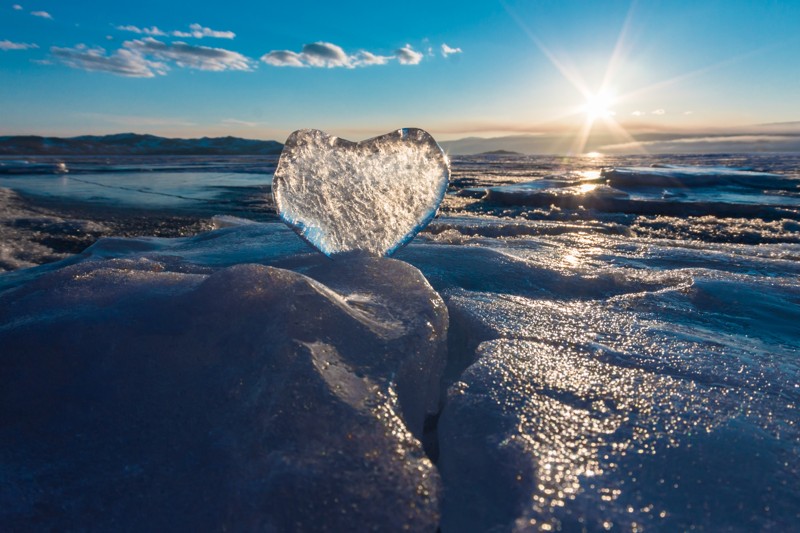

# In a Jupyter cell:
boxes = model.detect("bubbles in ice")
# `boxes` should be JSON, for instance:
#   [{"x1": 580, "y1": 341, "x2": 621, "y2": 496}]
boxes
[{"x1": 273, "y1": 128, "x2": 449, "y2": 256}]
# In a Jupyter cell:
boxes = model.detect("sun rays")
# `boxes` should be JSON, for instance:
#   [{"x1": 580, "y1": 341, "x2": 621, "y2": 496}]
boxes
[
  {"x1": 501, "y1": 0, "x2": 784, "y2": 156},
  {"x1": 500, "y1": 0, "x2": 644, "y2": 155},
  {"x1": 581, "y1": 91, "x2": 616, "y2": 121}
]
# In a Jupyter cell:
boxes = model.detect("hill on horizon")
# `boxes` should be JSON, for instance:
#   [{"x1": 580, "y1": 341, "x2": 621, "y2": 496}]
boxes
[
  {"x1": 0, "y1": 133, "x2": 284, "y2": 156},
  {"x1": 3, "y1": 127, "x2": 800, "y2": 157}
]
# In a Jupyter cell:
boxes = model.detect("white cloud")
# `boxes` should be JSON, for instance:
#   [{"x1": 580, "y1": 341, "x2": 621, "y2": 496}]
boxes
[
  {"x1": 31, "y1": 10, "x2": 51, "y2": 19},
  {"x1": 651, "y1": 109, "x2": 666, "y2": 115},
  {"x1": 261, "y1": 41, "x2": 390, "y2": 68},
  {"x1": 50, "y1": 44, "x2": 167, "y2": 78},
  {"x1": 172, "y1": 23, "x2": 235, "y2": 39},
  {"x1": 299, "y1": 42, "x2": 350, "y2": 67},
  {"x1": 115, "y1": 25, "x2": 167, "y2": 37},
  {"x1": 395, "y1": 43, "x2": 423, "y2": 65},
  {"x1": 631, "y1": 110, "x2": 644, "y2": 116},
  {"x1": 125, "y1": 37, "x2": 252, "y2": 71},
  {"x1": 352, "y1": 51, "x2": 390, "y2": 66},
  {"x1": 116, "y1": 23, "x2": 235, "y2": 39},
  {"x1": 683, "y1": 110, "x2": 694, "y2": 115},
  {"x1": 441, "y1": 43, "x2": 462, "y2": 57},
  {"x1": 0, "y1": 39, "x2": 38, "y2": 50},
  {"x1": 261, "y1": 50, "x2": 304, "y2": 67},
  {"x1": 50, "y1": 38, "x2": 253, "y2": 77},
  {"x1": 12, "y1": 4, "x2": 23, "y2": 10}
]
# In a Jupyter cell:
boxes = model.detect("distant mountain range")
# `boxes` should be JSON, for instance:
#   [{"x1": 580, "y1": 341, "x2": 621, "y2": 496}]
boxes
[
  {"x1": 0, "y1": 133, "x2": 284, "y2": 156},
  {"x1": 440, "y1": 128, "x2": 800, "y2": 155},
  {"x1": 2, "y1": 126, "x2": 800, "y2": 156}
]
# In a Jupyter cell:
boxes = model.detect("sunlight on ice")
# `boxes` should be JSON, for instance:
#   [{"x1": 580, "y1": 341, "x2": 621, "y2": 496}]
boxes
[
  {"x1": 273, "y1": 128, "x2": 449, "y2": 257},
  {"x1": 562, "y1": 252, "x2": 581, "y2": 267}
]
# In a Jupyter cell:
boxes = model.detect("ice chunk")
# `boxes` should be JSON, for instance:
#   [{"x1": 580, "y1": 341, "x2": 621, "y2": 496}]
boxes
[
  {"x1": 484, "y1": 182, "x2": 629, "y2": 209},
  {"x1": 0, "y1": 255, "x2": 448, "y2": 530},
  {"x1": 602, "y1": 165, "x2": 792, "y2": 189},
  {"x1": 478, "y1": 169, "x2": 800, "y2": 220},
  {"x1": 273, "y1": 128, "x2": 449, "y2": 256}
]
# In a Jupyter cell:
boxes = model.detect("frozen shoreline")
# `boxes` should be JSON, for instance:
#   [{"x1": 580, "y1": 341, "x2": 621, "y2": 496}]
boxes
[{"x1": 0, "y1": 187, "x2": 216, "y2": 272}]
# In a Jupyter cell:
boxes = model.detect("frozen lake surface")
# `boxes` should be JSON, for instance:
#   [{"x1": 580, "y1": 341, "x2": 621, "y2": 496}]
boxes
[{"x1": 1, "y1": 153, "x2": 799, "y2": 530}]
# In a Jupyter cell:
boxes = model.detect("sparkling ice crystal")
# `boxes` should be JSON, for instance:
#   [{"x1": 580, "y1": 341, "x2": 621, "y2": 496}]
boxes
[{"x1": 273, "y1": 128, "x2": 449, "y2": 256}]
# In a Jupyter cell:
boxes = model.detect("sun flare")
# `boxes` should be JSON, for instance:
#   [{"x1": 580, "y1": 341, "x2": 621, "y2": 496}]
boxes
[{"x1": 582, "y1": 91, "x2": 615, "y2": 120}]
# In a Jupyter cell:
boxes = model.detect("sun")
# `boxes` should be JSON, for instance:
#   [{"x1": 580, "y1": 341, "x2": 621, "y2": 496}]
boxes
[{"x1": 582, "y1": 91, "x2": 616, "y2": 120}]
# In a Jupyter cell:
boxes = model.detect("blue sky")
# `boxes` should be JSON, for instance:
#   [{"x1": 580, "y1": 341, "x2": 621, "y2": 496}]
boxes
[{"x1": 2, "y1": 0, "x2": 799, "y2": 148}]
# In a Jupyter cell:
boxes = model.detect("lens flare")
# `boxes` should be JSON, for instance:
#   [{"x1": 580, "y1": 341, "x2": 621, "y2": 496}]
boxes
[{"x1": 582, "y1": 91, "x2": 616, "y2": 120}]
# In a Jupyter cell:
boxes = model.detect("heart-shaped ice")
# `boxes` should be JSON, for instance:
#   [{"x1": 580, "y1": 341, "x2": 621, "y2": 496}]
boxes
[{"x1": 273, "y1": 128, "x2": 449, "y2": 256}]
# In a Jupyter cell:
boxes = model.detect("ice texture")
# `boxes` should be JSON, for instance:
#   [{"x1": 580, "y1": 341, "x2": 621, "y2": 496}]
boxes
[
  {"x1": 273, "y1": 128, "x2": 449, "y2": 256},
  {"x1": 0, "y1": 187, "x2": 110, "y2": 271},
  {"x1": 436, "y1": 289, "x2": 799, "y2": 530},
  {"x1": 411, "y1": 224, "x2": 800, "y2": 531},
  {"x1": 601, "y1": 165, "x2": 791, "y2": 188},
  {"x1": 1, "y1": 219, "x2": 798, "y2": 529},
  {"x1": 0, "y1": 253, "x2": 448, "y2": 530},
  {"x1": 2, "y1": 153, "x2": 800, "y2": 529},
  {"x1": 479, "y1": 165, "x2": 800, "y2": 221}
]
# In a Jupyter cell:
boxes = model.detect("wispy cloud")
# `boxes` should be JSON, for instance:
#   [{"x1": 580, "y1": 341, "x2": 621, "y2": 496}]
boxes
[
  {"x1": 395, "y1": 44, "x2": 423, "y2": 65},
  {"x1": 172, "y1": 24, "x2": 235, "y2": 39},
  {"x1": 261, "y1": 42, "x2": 390, "y2": 68},
  {"x1": 12, "y1": 4, "x2": 23, "y2": 10},
  {"x1": 441, "y1": 43, "x2": 462, "y2": 57},
  {"x1": 51, "y1": 38, "x2": 252, "y2": 77},
  {"x1": 651, "y1": 109, "x2": 666, "y2": 115},
  {"x1": 125, "y1": 38, "x2": 251, "y2": 71},
  {"x1": 115, "y1": 25, "x2": 167, "y2": 37},
  {"x1": 221, "y1": 118, "x2": 259, "y2": 127},
  {"x1": 51, "y1": 44, "x2": 167, "y2": 77},
  {"x1": 116, "y1": 23, "x2": 235, "y2": 39},
  {"x1": 0, "y1": 39, "x2": 38, "y2": 51},
  {"x1": 631, "y1": 110, "x2": 644, "y2": 116},
  {"x1": 31, "y1": 10, "x2": 51, "y2": 19}
]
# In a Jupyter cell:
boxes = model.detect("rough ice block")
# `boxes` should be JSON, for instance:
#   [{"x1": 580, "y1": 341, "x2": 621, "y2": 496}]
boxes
[
  {"x1": 273, "y1": 128, "x2": 449, "y2": 256},
  {"x1": 0, "y1": 254, "x2": 448, "y2": 530}
]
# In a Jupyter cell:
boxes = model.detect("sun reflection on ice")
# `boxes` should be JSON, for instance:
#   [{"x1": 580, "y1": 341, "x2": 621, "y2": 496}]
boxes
[
  {"x1": 563, "y1": 252, "x2": 581, "y2": 267},
  {"x1": 577, "y1": 169, "x2": 603, "y2": 181}
]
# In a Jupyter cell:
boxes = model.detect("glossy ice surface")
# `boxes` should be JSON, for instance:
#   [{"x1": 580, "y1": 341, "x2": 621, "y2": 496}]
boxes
[
  {"x1": 273, "y1": 128, "x2": 449, "y2": 256},
  {"x1": 1, "y1": 153, "x2": 798, "y2": 530}
]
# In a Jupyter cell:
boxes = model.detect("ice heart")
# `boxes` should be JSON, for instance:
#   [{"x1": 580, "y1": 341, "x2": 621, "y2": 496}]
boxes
[{"x1": 273, "y1": 128, "x2": 450, "y2": 256}]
